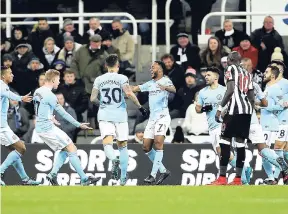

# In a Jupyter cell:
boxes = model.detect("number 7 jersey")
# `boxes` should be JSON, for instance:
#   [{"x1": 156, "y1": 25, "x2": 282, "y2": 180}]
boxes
[{"x1": 93, "y1": 72, "x2": 129, "y2": 123}]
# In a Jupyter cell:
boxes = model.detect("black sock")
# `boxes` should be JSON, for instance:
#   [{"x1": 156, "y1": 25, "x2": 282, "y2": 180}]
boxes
[
  {"x1": 219, "y1": 143, "x2": 230, "y2": 177},
  {"x1": 236, "y1": 147, "x2": 245, "y2": 178}
]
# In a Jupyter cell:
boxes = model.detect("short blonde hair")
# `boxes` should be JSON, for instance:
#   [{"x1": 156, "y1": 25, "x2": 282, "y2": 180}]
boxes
[
  {"x1": 45, "y1": 69, "x2": 60, "y2": 82},
  {"x1": 44, "y1": 37, "x2": 55, "y2": 46},
  {"x1": 223, "y1": 19, "x2": 233, "y2": 25}
]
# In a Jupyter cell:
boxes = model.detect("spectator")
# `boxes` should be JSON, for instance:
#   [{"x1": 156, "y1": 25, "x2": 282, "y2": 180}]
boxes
[
  {"x1": 56, "y1": 18, "x2": 82, "y2": 48},
  {"x1": 161, "y1": 54, "x2": 185, "y2": 91},
  {"x1": 57, "y1": 36, "x2": 82, "y2": 68},
  {"x1": 57, "y1": 70, "x2": 88, "y2": 123},
  {"x1": 251, "y1": 16, "x2": 285, "y2": 51},
  {"x1": 174, "y1": 69, "x2": 204, "y2": 118},
  {"x1": 257, "y1": 34, "x2": 278, "y2": 73},
  {"x1": 271, "y1": 48, "x2": 288, "y2": 79},
  {"x1": 52, "y1": 60, "x2": 66, "y2": 80},
  {"x1": 11, "y1": 43, "x2": 35, "y2": 94},
  {"x1": 82, "y1": 17, "x2": 110, "y2": 44},
  {"x1": 39, "y1": 37, "x2": 60, "y2": 70},
  {"x1": 2, "y1": 54, "x2": 13, "y2": 68},
  {"x1": 182, "y1": 92, "x2": 208, "y2": 135},
  {"x1": 201, "y1": 36, "x2": 229, "y2": 69},
  {"x1": 25, "y1": 57, "x2": 45, "y2": 94},
  {"x1": 54, "y1": 93, "x2": 77, "y2": 139},
  {"x1": 1, "y1": 39, "x2": 13, "y2": 61},
  {"x1": 102, "y1": 35, "x2": 120, "y2": 57},
  {"x1": 70, "y1": 34, "x2": 108, "y2": 128},
  {"x1": 219, "y1": 56, "x2": 228, "y2": 86},
  {"x1": 170, "y1": 32, "x2": 201, "y2": 71},
  {"x1": 28, "y1": 18, "x2": 55, "y2": 58},
  {"x1": 232, "y1": 34, "x2": 258, "y2": 69},
  {"x1": 241, "y1": 58, "x2": 263, "y2": 88},
  {"x1": 10, "y1": 26, "x2": 28, "y2": 50},
  {"x1": 215, "y1": 19, "x2": 245, "y2": 51},
  {"x1": 7, "y1": 97, "x2": 30, "y2": 139},
  {"x1": 128, "y1": 124, "x2": 144, "y2": 144},
  {"x1": 111, "y1": 19, "x2": 135, "y2": 74}
]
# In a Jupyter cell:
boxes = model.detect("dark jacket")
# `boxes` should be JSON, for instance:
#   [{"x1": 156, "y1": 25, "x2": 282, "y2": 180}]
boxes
[
  {"x1": 10, "y1": 27, "x2": 29, "y2": 50},
  {"x1": 56, "y1": 29, "x2": 82, "y2": 48},
  {"x1": 28, "y1": 28, "x2": 55, "y2": 57},
  {"x1": 165, "y1": 63, "x2": 185, "y2": 91},
  {"x1": 103, "y1": 45, "x2": 120, "y2": 58},
  {"x1": 56, "y1": 80, "x2": 88, "y2": 122},
  {"x1": 215, "y1": 28, "x2": 245, "y2": 50},
  {"x1": 82, "y1": 28, "x2": 110, "y2": 44},
  {"x1": 54, "y1": 103, "x2": 77, "y2": 139},
  {"x1": 38, "y1": 46, "x2": 61, "y2": 70},
  {"x1": 7, "y1": 105, "x2": 30, "y2": 138},
  {"x1": 251, "y1": 27, "x2": 285, "y2": 51},
  {"x1": 170, "y1": 43, "x2": 201, "y2": 71}
]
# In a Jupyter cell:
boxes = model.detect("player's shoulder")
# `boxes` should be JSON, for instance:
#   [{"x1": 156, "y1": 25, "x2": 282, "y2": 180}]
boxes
[{"x1": 199, "y1": 86, "x2": 209, "y2": 94}]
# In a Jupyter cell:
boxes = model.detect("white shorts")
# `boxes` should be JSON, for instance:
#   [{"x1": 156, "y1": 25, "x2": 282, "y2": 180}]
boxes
[
  {"x1": 276, "y1": 125, "x2": 288, "y2": 142},
  {"x1": 249, "y1": 124, "x2": 265, "y2": 144},
  {"x1": 209, "y1": 126, "x2": 221, "y2": 152},
  {"x1": 37, "y1": 126, "x2": 73, "y2": 151},
  {"x1": 144, "y1": 115, "x2": 171, "y2": 139},
  {"x1": 0, "y1": 127, "x2": 20, "y2": 146},
  {"x1": 263, "y1": 131, "x2": 278, "y2": 147},
  {"x1": 99, "y1": 121, "x2": 128, "y2": 141}
]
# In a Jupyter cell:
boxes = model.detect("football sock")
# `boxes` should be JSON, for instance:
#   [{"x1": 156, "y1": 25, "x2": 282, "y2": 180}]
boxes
[
  {"x1": 119, "y1": 146, "x2": 129, "y2": 179},
  {"x1": 50, "y1": 151, "x2": 68, "y2": 175},
  {"x1": 235, "y1": 147, "x2": 245, "y2": 178},
  {"x1": 229, "y1": 156, "x2": 236, "y2": 168},
  {"x1": 260, "y1": 148, "x2": 282, "y2": 169},
  {"x1": 68, "y1": 152, "x2": 87, "y2": 181},
  {"x1": 262, "y1": 158, "x2": 274, "y2": 180},
  {"x1": 151, "y1": 150, "x2": 163, "y2": 178},
  {"x1": 146, "y1": 148, "x2": 166, "y2": 173},
  {"x1": 104, "y1": 143, "x2": 116, "y2": 161},
  {"x1": 273, "y1": 149, "x2": 283, "y2": 179},
  {"x1": 12, "y1": 158, "x2": 29, "y2": 181},
  {"x1": 284, "y1": 151, "x2": 288, "y2": 162},
  {"x1": 0, "y1": 150, "x2": 22, "y2": 174},
  {"x1": 219, "y1": 143, "x2": 230, "y2": 176}
]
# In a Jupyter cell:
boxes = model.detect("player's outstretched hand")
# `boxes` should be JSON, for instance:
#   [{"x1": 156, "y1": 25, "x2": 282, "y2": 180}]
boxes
[
  {"x1": 21, "y1": 92, "x2": 33, "y2": 103},
  {"x1": 139, "y1": 106, "x2": 150, "y2": 118},
  {"x1": 201, "y1": 105, "x2": 213, "y2": 112},
  {"x1": 79, "y1": 123, "x2": 93, "y2": 130},
  {"x1": 215, "y1": 110, "x2": 222, "y2": 123}
]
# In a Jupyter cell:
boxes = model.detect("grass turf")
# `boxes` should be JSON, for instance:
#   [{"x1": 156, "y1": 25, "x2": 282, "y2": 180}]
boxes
[{"x1": 1, "y1": 186, "x2": 288, "y2": 214}]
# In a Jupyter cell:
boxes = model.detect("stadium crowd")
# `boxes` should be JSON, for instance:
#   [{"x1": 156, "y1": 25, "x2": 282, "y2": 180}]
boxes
[{"x1": 1, "y1": 8, "x2": 288, "y2": 144}]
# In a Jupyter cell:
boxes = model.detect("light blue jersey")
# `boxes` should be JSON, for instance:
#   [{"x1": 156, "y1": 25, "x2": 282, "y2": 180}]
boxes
[
  {"x1": 276, "y1": 78, "x2": 288, "y2": 125},
  {"x1": 260, "y1": 84, "x2": 284, "y2": 131},
  {"x1": 139, "y1": 76, "x2": 174, "y2": 120},
  {"x1": 93, "y1": 72, "x2": 129, "y2": 123},
  {"x1": 251, "y1": 82, "x2": 265, "y2": 125},
  {"x1": 33, "y1": 86, "x2": 80, "y2": 132},
  {"x1": 1, "y1": 80, "x2": 22, "y2": 128},
  {"x1": 198, "y1": 84, "x2": 226, "y2": 131}
]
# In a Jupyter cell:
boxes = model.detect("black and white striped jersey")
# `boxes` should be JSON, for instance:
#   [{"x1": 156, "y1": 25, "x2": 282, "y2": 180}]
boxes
[{"x1": 224, "y1": 64, "x2": 253, "y2": 115}]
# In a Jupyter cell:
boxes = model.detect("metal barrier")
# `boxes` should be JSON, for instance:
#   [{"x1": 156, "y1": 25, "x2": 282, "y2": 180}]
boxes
[
  {"x1": 220, "y1": 0, "x2": 251, "y2": 34},
  {"x1": 201, "y1": 11, "x2": 288, "y2": 36}
]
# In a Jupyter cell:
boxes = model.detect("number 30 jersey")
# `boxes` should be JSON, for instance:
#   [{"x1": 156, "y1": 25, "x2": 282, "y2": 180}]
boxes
[
  {"x1": 93, "y1": 72, "x2": 129, "y2": 123},
  {"x1": 224, "y1": 64, "x2": 253, "y2": 115}
]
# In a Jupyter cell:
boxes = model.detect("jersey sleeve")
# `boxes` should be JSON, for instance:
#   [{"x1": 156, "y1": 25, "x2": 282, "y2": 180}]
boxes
[
  {"x1": 93, "y1": 78, "x2": 99, "y2": 90},
  {"x1": 1, "y1": 86, "x2": 22, "y2": 101},
  {"x1": 165, "y1": 78, "x2": 174, "y2": 87},
  {"x1": 224, "y1": 65, "x2": 235, "y2": 82},
  {"x1": 248, "y1": 73, "x2": 254, "y2": 90},
  {"x1": 197, "y1": 90, "x2": 204, "y2": 106},
  {"x1": 139, "y1": 81, "x2": 150, "y2": 92},
  {"x1": 122, "y1": 76, "x2": 129, "y2": 87}
]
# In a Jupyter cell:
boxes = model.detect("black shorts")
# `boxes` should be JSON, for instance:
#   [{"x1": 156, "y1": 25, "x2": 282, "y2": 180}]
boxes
[{"x1": 221, "y1": 114, "x2": 252, "y2": 139}]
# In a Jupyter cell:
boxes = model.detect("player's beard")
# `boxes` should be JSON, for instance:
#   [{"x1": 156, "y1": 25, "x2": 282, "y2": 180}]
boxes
[{"x1": 152, "y1": 71, "x2": 158, "y2": 79}]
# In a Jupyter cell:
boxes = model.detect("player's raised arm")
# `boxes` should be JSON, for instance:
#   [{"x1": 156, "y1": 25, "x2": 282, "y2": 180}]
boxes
[
  {"x1": 90, "y1": 88, "x2": 99, "y2": 105},
  {"x1": 253, "y1": 83, "x2": 268, "y2": 107},
  {"x1": 131, "y1": 85, "x2": 141, "y2": 93}
]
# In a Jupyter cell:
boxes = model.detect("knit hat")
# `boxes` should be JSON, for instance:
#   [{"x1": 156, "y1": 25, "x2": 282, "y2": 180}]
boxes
[
  {"x1": 15, "y1": 43, "x2": 29, "y2": 49},
  {"x1": 64, "y1": 35, "x2": 74, "y2": 43},
  {"x1": 177, "y1": 32, "x2": 189, "y2": 39},
  {"x1": 89, "y1": 34, "x2": 102, "y2": 42},
  {"x1": 135, "y1": 123, "x2": 145, "y2": 133},
  {"x1": 185, "y1": 67, "x2": 197, "y2": 78},
  {"x1": 63, "y1": 18, "x2": 73, "y2": 28},
  {"x1": 3, "y1": 54, "x2": 13, "y2": 62},
  {"x1": 240, "y1": 34, "x2": 251, "y2": 42},
  {"x1": 271, "y1": 47, "x2": 283, "y2": 61},
  {"x1": 102, "y1": 34, "x2": 112, "y2": 41},
  {"x1": 27, "y1": 57, "x2": 44, "y2": 70}
]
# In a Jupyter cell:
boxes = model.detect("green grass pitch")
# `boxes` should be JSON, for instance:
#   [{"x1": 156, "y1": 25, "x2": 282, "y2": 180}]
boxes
[{"x1": 1, "y1": 186, "x2": 288, "y2": 214}]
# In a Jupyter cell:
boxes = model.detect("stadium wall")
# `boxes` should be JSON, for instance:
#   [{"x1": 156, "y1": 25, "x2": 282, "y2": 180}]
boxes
[{"x1": 1, "y1": 144, "x2": 284, "y2": 186}]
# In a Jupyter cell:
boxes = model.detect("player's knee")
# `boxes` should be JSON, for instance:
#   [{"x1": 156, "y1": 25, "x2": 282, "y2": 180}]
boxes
[
  {"x1": 117, "y1": 141, "x2": 127, "y2": 148},
  {"x1": 142, "y1": 144, "x2": 151, "y2": 153},
  {"x1": 153, "y1": 140, "x2": 163, "y2": 150},
  {"x1": 274, "y1": 141, "x2": 285, "y2": 149},
  {"x1": 16, "y1": 141, "x2": 26, "y2": 155}
]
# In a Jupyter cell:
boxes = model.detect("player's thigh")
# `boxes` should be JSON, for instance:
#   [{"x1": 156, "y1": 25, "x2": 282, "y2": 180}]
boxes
[
  {"x1": 143, "y1": 120, "x2": 156, "y2": 140},
  {"x1": 99, "y1": 121, "x2": 116, "y2": 142},
  {"x1": 222, "y1": 114, "x2": 250, "y2": 140},
  {"x1": 276, "y1": 125, "x2": 288, "y2": 142},
  {"x1": 153, "y1": 116, "x2": 171, "y2": 138},
  {"x1": 249, "y1": 124, "x2": 265, "y2": 145},
  {"x1": 263, "y1": 131, "x2": 277, "y2": 148},
  {"x1": 115, "y1": 122, "x2": 129, "y2": 142},
  {"x1": 209, "y1": 126, "x2": 221, "y2": 153},
  {"x1": 37, "y1": 127, "x2": 73, "y2": 151}
]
